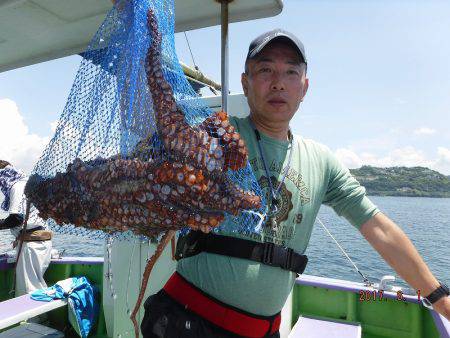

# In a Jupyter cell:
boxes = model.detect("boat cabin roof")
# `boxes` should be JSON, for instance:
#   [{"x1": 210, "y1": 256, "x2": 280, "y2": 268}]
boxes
[{"x1": 0, "y1": 0, "x2": 282, "y2": 72}]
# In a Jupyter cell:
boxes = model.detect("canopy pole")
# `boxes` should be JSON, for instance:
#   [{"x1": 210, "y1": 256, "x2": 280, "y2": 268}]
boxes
[{"x1": 220, "y1": 0, "x2": 232, "y2": 112}]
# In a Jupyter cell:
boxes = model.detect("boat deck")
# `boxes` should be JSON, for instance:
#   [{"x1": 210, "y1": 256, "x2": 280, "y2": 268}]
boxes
[{"x1": 1, "y1": 256, "x2": 449, "y2": 338}]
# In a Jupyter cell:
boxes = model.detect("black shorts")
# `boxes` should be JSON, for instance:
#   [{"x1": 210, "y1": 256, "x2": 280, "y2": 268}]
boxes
[{"x1": 141, "y1": 290, "x2": 280, "y2": 338}]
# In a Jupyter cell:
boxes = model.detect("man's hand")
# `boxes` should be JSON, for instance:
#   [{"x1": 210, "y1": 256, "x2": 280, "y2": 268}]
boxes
[
  {"x1": 200, "y1": 225, "x2": 212, "y2": 233},
  {"x1": 360, "y1": 213, "x2": 450, "y2": 321},
  {"x1": 188, "y1": 224, "x2": 212, "y2": 234},
  {"x1": 432, "y1": 296, "x2": 450, "y2": 321},
  {"x1": 0, "y1": 214, "x2": 23, "y2": 230}
]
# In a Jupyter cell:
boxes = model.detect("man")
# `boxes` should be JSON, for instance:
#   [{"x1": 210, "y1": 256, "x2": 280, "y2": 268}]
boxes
[
  {"x1": 0, "y1": 160, "x2": 52, "y2": 296},
  {"x1": 141, "y1": 30, "x2": 450, "y2": 337}
]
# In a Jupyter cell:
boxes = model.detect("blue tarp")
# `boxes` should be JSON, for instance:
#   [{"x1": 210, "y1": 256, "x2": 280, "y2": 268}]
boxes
[{"x1": 31, "y1": 276, "x2": 98, "y2": 338}]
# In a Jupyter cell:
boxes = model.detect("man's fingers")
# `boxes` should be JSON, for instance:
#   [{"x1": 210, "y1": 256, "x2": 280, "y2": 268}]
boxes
[{"x1": 188, "y1": 224, "x2": 212, "y2": 233}]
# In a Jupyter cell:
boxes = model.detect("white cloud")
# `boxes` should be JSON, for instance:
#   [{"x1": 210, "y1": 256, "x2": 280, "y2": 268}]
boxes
[
  {"x1": 0, "y1": 99, "x2": 50, "y2": 174},
  {"x1": 389, "y1": 146, "x2": 431, "y2": 167},
  {"x1": 335, "y1": 148, "x2": 362, "y2": 168},
  {"x1": 437, "y1": 147, "x2": 450, "y2": 160},
  {"x1": 433, "y1": 147, "x2": 450, "y2": 175},
  {"x1": 335, "y1": 145, "x2": 450, "y2": 175},
  {"x1": 50, "y1": 121, "x2": 58, "y2": 133},
  {"x1": 394, "y1": 97, "x2": 407, "y2": 105},
  {"x1": 414, "y1": 127, "x2": 436, "y2": 136}
]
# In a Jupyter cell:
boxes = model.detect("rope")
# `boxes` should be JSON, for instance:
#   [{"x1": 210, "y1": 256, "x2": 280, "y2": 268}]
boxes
[
  {"x1": 184, "y1": 31, "x2": 199, "y2": 70},
  {"x1": 316, "y1": 217, "x2": 372, "y2": 286},
  {"x1": 182, "y1": 31, "x2": 218, "y2": 96}
]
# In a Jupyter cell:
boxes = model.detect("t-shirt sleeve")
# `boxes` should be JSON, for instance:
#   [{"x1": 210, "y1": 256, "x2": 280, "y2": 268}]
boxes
[{"x1": 322, "y1": 149, "x2": 380, "y2": 229}]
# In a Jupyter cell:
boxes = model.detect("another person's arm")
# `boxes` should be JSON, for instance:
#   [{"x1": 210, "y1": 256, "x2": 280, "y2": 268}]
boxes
[{"x1": 0, "y1": 181, "x2": 26, "y2": 230}]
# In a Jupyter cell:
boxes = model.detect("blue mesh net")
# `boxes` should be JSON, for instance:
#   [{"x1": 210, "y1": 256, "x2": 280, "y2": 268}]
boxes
[{"x1": 25, "y1": 0, "x2": 266, "y2": 241}]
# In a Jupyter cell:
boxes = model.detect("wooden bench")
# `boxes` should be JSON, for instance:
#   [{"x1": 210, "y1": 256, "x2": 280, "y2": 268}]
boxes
[
  {"x1": 289, "y1": 315, "x2": 362, "y2": 338},
  {"x1": 0, "y1": 294, "x2": 66, "y2": 330}
]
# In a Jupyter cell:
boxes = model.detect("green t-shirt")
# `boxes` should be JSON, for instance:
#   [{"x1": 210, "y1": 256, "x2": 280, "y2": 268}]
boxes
[{"x1": 177, "y1": 115, "x2": 379, "y2": 316}]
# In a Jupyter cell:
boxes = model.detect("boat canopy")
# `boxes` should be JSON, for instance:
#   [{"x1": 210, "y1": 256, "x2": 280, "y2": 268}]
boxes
[{"x1": 0, "y1": 0, "x2": 282, "y2": 73}]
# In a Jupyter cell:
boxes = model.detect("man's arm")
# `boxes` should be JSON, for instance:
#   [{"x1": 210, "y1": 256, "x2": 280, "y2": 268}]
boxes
[
  {"x1": 360, "y1": 212, "x2": 450, "y2": 320},
  {"x1": 0, "y1": 180, "x2": 26, "y2": 230}
]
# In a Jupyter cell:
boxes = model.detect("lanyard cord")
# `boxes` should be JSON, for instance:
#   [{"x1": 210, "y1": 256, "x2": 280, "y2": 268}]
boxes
[{"x1": 249, "y1": 119, "x2": 293, "y2": 213}]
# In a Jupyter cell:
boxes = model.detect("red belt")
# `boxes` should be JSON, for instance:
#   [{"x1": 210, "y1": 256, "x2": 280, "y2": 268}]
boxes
[{"x1": 163, "y1": 272, "x2": 281, "y2": 337}]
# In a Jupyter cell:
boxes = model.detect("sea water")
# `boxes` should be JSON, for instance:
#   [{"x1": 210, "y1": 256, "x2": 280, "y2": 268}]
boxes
[
  {"x1": 1, "y1": 196, "x2": 449, "y2": 288},
  {"x1": 305, "y1": 196, "x2": 450, "y2": 289}
]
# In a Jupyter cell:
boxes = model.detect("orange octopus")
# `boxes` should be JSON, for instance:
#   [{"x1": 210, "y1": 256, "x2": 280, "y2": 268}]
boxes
[{"x1": 25, "y1": 8, "x2": 260, "y2": 337}]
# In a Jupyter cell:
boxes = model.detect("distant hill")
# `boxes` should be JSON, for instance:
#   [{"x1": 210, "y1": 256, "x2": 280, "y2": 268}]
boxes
[{"x1": 350, "y1": 166, "x2": 450, "y2": 198}]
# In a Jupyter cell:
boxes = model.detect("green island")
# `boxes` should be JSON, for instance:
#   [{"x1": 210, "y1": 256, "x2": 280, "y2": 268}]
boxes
[{"x1": 349, "y1": 165, "x2": 450, "y2": 198}]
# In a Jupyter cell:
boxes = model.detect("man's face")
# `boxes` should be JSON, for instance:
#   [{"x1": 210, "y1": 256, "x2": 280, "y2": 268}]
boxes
[{"x1": 241, "y1": 41, "x2": 309, "y2": 124}]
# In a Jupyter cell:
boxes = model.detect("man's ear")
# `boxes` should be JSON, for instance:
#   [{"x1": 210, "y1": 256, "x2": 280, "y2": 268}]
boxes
[
  {"x1": 241, "y1": 73, "x2": 248, "y2": 97},
  {"x1": 301, "y1": 78, "x2": 309, "y2": 101}
]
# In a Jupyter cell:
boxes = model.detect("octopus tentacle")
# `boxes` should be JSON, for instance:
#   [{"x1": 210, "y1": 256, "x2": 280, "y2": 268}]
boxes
[
  {"x1": 27, "y1": 155, "x2": 255, "y2": 231},
  {"x1": 199, "y1": 111, "x2": 248, "y2": 171},
  {"x1": 130, "y1": 230, "x2": 176, "y2": 338},
  {"x1": 144, "y1": 10, "x2": 248, "y2": 172},
  {"x1": 95, "y1": 200, "x2": 224, "y2": 233}
]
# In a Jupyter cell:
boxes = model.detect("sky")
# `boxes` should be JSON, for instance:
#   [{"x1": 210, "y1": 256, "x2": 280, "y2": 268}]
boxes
[{"x1": 0, "y1": 0, "x2": 449, "y2": 174}]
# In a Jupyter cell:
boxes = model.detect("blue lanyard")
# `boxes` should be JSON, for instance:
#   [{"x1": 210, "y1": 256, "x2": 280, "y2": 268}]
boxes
[{"x1": 249, "y1": 119, "x2": 293, "y2": 216}]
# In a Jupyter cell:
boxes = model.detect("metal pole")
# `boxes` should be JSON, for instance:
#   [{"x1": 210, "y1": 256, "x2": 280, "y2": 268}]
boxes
[{"x1": 220, "y1": 1, "x2": 230, "y2": 112}]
